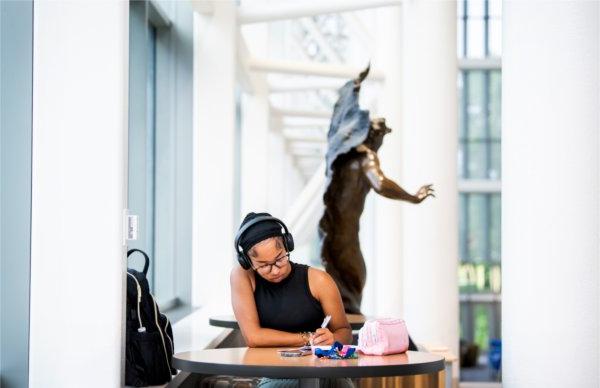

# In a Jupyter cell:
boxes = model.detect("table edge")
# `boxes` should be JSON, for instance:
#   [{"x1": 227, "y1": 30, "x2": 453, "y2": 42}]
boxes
[
  {"x1": 209, "y1": 317, "x2": 240, "y2": 329},
  {"x1": 172, "y1": 351, "x2": 445, "y2": 379}
]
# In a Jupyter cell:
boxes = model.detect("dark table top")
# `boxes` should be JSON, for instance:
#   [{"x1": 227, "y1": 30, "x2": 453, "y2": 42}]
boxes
[
  {"x1": 209, "y1": 314, "x2": 367, "y2": 331},
  {"x1": 172, "y1": 348, "x2": 444, "y2": 379}
]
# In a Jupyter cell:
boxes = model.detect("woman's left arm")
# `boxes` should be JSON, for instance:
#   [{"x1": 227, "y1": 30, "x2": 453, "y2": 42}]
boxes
[{"x1": 309, "y1": 268, "x2": 353, "y2": 345}]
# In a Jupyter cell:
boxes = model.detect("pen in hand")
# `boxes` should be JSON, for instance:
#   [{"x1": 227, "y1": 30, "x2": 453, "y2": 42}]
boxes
[{"x1": 310, "y1": 315, "x2": 332, "y2": 347}]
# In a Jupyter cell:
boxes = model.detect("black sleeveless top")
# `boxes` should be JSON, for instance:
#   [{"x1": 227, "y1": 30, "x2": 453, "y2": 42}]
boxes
[{"x1": 254, "y1": 262, "x2": 325, "y2": 333}]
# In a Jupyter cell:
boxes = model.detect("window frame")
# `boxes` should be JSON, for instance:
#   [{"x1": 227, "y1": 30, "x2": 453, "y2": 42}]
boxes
[
  {"x1": 457, "y1": 0, "x2": 502, "y2": 364},
  {"x1": 128, "y1": 0, "x2": 194, "y2": 321}
]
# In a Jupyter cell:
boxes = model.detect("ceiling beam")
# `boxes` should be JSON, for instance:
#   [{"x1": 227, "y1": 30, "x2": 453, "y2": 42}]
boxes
[
  {"x1": 238, "y1": 0, "x2": 402, "y2": 24},
  {"x1": 272, "y1": 107, "x2": 332, "y2": 119},
  {"x1": 281, "y1": 121, "x2": 328, "y2": 129},
  {"x1": 291, "y1": 150, "x2": 325, "y2": 158},
  {"x1": 190, "y1": 0, "x2": 214, "y2": 15},
  {"x1": 282, "y1": 133, "x2": 326, "y2": 142},
  {"x1": 249, "y1": 57, "x2": 383, "y2": 80},
  {"x1": 290, "y1": 142, "x2": 326, "y2": 151},
  {"x1": 269, "y1": 82, "x2": 341, "y2": 93}
]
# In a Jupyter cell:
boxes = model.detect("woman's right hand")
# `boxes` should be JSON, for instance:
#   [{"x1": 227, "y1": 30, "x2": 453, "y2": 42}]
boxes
[{"x1": 311, "y1": 328, "x2": 335, "y2": 346}]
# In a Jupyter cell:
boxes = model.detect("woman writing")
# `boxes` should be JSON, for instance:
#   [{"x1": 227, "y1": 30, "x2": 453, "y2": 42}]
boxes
[{"x1": 230, "y1": 212, "x2": 353, "y2": 349}]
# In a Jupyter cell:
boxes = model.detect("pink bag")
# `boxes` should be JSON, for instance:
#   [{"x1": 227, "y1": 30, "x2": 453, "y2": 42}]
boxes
[{"x1": 357, "y1": 318, "x2": 409, "y2": 356}]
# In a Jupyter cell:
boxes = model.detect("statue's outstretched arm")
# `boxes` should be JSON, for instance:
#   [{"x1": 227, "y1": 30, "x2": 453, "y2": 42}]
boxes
[{"x1": 357, "y1": 145, "x2": 435, "y2": 204}]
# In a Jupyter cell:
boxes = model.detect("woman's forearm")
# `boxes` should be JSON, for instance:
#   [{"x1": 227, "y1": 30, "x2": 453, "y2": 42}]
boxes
[
  {"x1": 333, "y1": 327, "x2": 353, "y2": 344},
  {"x1": 243, "y1": 327, "x2": 306, "y2": 348}
]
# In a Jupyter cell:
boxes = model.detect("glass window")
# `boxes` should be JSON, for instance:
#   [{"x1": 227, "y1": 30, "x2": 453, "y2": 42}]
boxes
[
  {"x1": 460, "y1": 193, "x2": 501, "y2": 263},
  {"x1": 457, "y1": 0, "x2": 502, "y2": 58},
  {"x1": 466, "y1": 194, "x2": 487, "y2": 262},
  {"x1": 458, "y1": 1, "x2": 502, "y2": 381},
  {"x1": 459, "y1": 192, "x2": 502, "y2": 377},
  {"x1": 128, "y1": 0, "x2": 157, "y2": 289},
  {"x1": 128, "y1": 1, "x2": 194, "y2": 318},
  {"x1": 146, "y1": 25, "x2": 158, "y2": 289},
  {"x1": 459, "y1": 69, "x2": 502, "y2": 180},
  {"x1": 489, "y1": 71, "x2": 502, "y2": 139},
  {"x1": 473, "y1": 303, "x2": 490, "y2": 351}
]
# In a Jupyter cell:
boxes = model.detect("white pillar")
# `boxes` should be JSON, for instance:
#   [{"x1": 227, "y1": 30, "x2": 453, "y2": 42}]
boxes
[
  {"x1": 192, "y1": 1, "x2": 237, "y2": 309},
  {"x1": 238, "y1": 11, "x2": 271, "y2": 220},
  {"x1": 29, "y1": 1, "x2": 128, "y2": 386},
  {"x1": 359, "y1": 194, "x2": 378, "y2": 316},
  {"x1": 503, "y1": 2, "x2": 599, "y2": 387},
  {"x1": 400, "y1": 0, "x2": 459, "y2": 360},
  {"x1": 371, "y1": 4, "x2": 405, "y2": 318},
  {"x1": 266, "y1": 129, "x2": 287, "y2": 217},
  {"x1": 241, "y1": 82, "x2": 270, "y2": 216},
  {"x1": 240, "y1": 18, "x2": 270, "y2": 218}
]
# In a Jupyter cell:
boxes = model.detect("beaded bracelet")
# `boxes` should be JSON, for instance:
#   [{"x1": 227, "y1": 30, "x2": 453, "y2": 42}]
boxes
[{"x1": 299, "y1": 331, "x2": 312, "y2": 346}]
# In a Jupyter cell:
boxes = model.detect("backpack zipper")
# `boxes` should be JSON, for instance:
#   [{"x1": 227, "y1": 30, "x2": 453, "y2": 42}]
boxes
[
  {"x1": 150, "y1": 293, "x2": 172, "y2": 372},
  {"x1": 164, "y1": 318, "x2": 174, "y2": 356},
  {"x1": 127, "y1": 273, "x2": 146, "y2": 332}
]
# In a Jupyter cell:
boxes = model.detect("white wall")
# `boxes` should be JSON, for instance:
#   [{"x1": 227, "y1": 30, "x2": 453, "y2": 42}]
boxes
[
  {"x1": 367, "y1": 3, "x2": 459, "y2": 363},
  {"x1": 192, "y1": 1, "x2": 238, "y2": 309},
  {"x1": 503, "y1": 2, "x2": 599, "y2": 387},
  {"x1": 265, "y1": 130, "x2": 305, "y2": 219},
  {"x1": 400, "y1": 0, "x2": 459, "y2": 359},
  {"x1": 371, "y1": 4, "x2": 405, "y2": 319},
  {"x1": 29, "y1": 1, "x2": 129, "y2": 387},
  {"x1": 240, "y1": 86, "x2": 270, "y2": 217}
]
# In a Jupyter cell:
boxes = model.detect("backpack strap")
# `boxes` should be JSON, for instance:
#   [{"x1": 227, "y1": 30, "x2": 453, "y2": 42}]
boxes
[{"x1": 127, "y1": 249, "x2": 150, "y2": 275}]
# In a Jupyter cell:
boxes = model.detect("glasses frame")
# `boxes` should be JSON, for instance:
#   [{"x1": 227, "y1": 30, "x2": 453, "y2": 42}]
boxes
[{"x1": 252, "y1": 252, "x2": 290, "y2": 275}]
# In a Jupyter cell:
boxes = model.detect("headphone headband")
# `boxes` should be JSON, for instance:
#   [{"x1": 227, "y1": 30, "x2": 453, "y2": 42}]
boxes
[
  {"x1": 234, "y1": 215, "x2": 294, "y2": 270},
  {"x1": 234, "y1": 216, "x2": 288, "y2": 251}
]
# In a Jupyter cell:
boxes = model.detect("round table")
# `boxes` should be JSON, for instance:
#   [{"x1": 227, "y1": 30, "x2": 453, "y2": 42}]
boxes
[
  {"x1": 209, "y1": 314, "x2": 367, "y2": 331},
  {"x1": 173, "y1": 347, "x2": 445, "y2": 388}
]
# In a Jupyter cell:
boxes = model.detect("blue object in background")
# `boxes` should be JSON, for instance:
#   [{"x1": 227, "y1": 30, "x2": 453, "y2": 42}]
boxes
[{"x1": 488, "y1": 339, "x2": 502, "y2": 372}]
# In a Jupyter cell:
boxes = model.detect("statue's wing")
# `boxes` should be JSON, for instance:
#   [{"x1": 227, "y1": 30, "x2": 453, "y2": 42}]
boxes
[{"x1": 325, "y1": 66, "x2": 371, "y2": 180}]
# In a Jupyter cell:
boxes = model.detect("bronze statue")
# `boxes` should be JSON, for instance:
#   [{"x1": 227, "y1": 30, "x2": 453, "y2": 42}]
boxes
[{"x1": 318, "y1": 67, "x2": 435, "y2": 314}]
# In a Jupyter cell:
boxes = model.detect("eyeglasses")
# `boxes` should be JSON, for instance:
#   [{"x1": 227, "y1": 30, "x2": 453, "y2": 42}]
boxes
[{"x1": 252, "y1": 252, "x2": 290, "y2": 275}]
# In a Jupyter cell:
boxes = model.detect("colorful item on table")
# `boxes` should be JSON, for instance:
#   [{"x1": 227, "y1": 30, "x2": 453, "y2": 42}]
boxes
[{"x1": 314, "y1": 342, "x2": 358, "y2": 359}]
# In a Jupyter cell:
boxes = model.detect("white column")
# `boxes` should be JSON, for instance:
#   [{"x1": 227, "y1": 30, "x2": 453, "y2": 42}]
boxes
[
  {"x1": 503, "y1": 2, "x2": 599, "y2": 387},
  {"x1": 192, "y1": 1, "x2": 237, "y2": 309},
  {"x1": 266, "y1": 129, "x2": 287, "y2": 217},
  {"x1": 240, "y1": 83, "x2": 270, "y2": 216},
  {"x1": 240, "y1": 18, "x2": 270, "y2": 218},
  {"x1": 29, "y1": 1, "x2": 128, "y2": 386},
  {"x1": 359, "y1": 195, "x2": 377, "y2": 316},
  {"x1": 371, "y1": 4, "x2": 405, "y2": 318},
  {"x1": 400, "y1": 0, "x2": 459, "y2": 360}
]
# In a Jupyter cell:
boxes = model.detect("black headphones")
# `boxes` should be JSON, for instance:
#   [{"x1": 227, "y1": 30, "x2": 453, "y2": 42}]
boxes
[{"x1": 234, "y1": 215, "x2": 294, "y2": 270}]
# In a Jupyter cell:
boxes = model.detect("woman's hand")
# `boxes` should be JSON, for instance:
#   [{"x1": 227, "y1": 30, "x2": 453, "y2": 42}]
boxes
[{"x1": 311, "y1": 328, "x2": 335, "y2": 346}]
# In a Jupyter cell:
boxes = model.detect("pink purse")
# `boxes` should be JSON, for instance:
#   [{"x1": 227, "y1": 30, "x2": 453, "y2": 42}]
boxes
[{"x1": 357, "y1": 318, "x2": 409, "y2": 355}]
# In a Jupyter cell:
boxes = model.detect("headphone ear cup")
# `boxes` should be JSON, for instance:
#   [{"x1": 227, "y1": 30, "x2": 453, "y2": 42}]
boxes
[
  {"x1": 285, "y1": 233, "x2": 294, "y2": 252},
  {"x1": 237, "y1": 252, "x2": 251, "y2": 270}
]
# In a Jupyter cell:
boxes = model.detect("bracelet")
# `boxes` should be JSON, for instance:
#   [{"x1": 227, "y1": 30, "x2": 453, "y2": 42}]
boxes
[{"x1": 300, "y1": 331, "x2": 312, "y2": 346}]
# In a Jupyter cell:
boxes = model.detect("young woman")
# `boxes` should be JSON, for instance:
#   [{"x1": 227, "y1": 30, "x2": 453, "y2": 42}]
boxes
[{"x1": 230, "y1": 212, "x2": 353, "y2": 349}]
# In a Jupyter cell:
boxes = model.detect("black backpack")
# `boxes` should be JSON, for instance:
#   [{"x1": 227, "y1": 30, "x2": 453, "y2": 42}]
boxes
[{"x1": 125, "y1": 249, "x2": 176, "y2": 386}]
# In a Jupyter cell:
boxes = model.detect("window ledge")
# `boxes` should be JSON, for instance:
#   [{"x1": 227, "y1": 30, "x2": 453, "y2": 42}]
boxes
[{"x1": 171, "y1": 305, "x2": 234, "y2": 353}]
